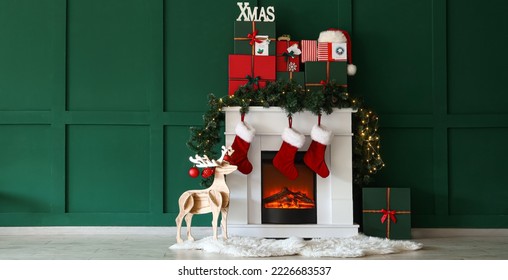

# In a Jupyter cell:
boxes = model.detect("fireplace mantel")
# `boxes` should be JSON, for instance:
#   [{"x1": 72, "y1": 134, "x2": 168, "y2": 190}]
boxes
[{"x1": 224, "y1": 106, "x2": 358, "y2": 238}]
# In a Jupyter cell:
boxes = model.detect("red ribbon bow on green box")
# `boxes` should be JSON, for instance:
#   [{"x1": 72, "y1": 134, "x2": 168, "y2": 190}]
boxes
[
  {"x1": 380, "y1": 209, "x2": 397, "y2": 223},
  {"x1": 248, "y1": 30, "x2": 262, "y2": 45}
]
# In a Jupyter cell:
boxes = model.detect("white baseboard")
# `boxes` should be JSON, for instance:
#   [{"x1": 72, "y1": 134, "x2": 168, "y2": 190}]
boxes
[
  {"x1": 1, "y1": 226, "x2": 508, "y2": 238},
  {"x1": 0, "y1": 226, "x2": 175, "y2": 235},
  {"x1": 412, "y1": 228, "x2": 508, "y2": 238}
]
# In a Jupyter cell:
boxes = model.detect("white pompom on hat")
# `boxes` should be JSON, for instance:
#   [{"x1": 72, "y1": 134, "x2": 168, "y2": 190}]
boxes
[
  {"x1": 318, "y1": 30, "x2": 347, "y2": 43},
  {"x1": 318, "y1": 29, "x2": 357, "y2": 76}
]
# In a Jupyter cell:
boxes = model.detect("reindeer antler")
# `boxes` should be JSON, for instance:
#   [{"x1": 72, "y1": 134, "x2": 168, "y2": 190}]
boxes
[
  {"x1": 189, "y1": 146, "x2": 234, "y2": 167},
  {"x1": 189, "y1": 154, "x2": 218, "y2": 168},
  {"x1": 217, "y1": 146, "x2": 234, "y2": 163}
]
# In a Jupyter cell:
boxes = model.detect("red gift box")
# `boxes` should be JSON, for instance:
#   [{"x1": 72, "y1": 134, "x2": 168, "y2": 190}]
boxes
[
  {"x1": 276, "y1": 41, "x2": 300, "y2": 72},
  {"x1": 228, "y1": 54, "x2": 276, "y2": 95},
  {"x1": 317, "y1": 42, "x2": 348, "y2": 62}
]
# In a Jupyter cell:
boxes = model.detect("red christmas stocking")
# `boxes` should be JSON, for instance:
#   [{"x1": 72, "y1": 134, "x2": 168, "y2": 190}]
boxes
[
  {"x1": 273, "y1": 127, "x2": 306, "y2": 180},
  {"x1": 230, "y1": 121, "x2": 256, "y2": 174},
  {"x1": 304, "y1": 124, "x2": 333, "y2": 178}
]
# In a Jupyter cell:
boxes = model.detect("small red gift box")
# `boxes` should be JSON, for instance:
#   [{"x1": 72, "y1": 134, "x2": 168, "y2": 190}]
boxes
[
  {"x1": 317, "y1": 42, "x2": 348, "y2": 62},
  {"x1": 228, "y1": 54, "x2": 276, "y2": 95},
  {"x1": 276, "y1": 40, "x2": 300, "y2": 72}
]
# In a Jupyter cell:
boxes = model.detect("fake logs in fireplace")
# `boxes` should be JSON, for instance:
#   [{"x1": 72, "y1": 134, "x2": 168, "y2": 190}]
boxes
[{"x1": 261, "y1": 151, "x2": 317, "y2": 224}]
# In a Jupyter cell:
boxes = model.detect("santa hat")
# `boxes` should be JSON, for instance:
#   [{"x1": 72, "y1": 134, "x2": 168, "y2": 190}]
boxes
[{"x1": 318, "y1": 29, "x2": 357, "y2": 76}]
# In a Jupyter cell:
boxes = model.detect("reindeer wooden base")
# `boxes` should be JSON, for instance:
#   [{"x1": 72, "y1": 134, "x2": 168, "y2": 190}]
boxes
[{"x1": 175, "y1": 146, "x2": 237, "y2": 243}]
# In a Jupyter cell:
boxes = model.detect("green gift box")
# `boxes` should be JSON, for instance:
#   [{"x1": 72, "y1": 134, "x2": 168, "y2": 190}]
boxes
[
  {"x1": 304, "y1": 61, "x2": 347, "y2": 90},
  {"x1": 276, "y1": 71, "x2": 305, "y2": 86},
  {"x1": 362, "y1": 187, "x2": 412, "y2": 239},
  {"x1": 234, "y1": 21, "x2": 276, "y2": 55}
]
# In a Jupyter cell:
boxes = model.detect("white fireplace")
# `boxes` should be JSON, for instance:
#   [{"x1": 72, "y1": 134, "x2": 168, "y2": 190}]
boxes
[{"x1": 224, "y1": 107, "x2": 358, "y2": 238}]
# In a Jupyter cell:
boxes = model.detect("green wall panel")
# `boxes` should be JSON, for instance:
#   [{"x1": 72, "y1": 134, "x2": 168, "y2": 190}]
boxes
[
  {"x1": 352, "y1": 0, "x2": 433, "y2": 114},
  {"x1": 0, "y1": 125, "x2": 52, "y2": 213},
  {"x1": 0, "y1": 0, "x2": 63, "y2": 111},
  {"x1": 67, "y1": 0, "x2": 161, "y2": 111},
  {"x1": 67, "y1": 125, "x2": 150, "y2": 213},
  {"x1": 165, "y1": 0, "x2": 237, "y2": 112},
  {"x1": 449, "y1": 128, "x2": 508, "y2": 215},
  {"x1": 372, "y1": 128, "x2": 435, "y2": 215},
  {"x1": 447, "y1": 0, "x2": 508, "y2": 114}
]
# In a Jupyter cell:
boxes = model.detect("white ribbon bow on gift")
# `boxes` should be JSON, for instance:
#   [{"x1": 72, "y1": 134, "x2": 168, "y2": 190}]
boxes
[{"x1": 286, "y1": 43, "x2": 302, "y2": 56}]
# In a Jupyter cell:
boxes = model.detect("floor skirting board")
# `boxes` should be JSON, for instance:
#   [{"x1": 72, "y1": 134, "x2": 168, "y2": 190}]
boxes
[
  {"x1": 411, "y1": 228, "x2": 508, "y2": 238},
  {"x1": 1, "y1": 227, "x2": 508, "y2": 237}
]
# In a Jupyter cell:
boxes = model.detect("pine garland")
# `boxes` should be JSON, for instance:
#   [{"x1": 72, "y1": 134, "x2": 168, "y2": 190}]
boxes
[{"x1": 187, "y1": 80, "x2": 384, "y2": 187}]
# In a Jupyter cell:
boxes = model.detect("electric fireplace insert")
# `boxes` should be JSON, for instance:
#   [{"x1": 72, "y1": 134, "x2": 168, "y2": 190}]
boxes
[{"x1": 261, "y1": 151, "x2": 317, "y2": 224}]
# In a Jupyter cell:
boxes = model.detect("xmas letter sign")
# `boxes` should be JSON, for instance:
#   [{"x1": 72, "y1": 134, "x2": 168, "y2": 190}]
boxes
[{"x1": 236, "y1": 2, "x2": 275, "y2": 22}]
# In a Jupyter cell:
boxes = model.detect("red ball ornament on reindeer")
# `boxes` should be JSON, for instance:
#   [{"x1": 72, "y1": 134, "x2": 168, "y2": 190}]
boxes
[{"x1": 188, "y1": 166, "x2": 199, "y2": 178}]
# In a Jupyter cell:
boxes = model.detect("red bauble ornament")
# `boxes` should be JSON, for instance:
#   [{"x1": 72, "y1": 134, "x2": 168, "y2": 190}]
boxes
[
  {"x1": 188, "y1": 166, "x2": 199, "y2": 178},
  {"x1": 223, "y1": 154, "x2": 231, "y2": 162},
  {"x1": 201, "y1": 167, "x2": 215, "y2": 178}
]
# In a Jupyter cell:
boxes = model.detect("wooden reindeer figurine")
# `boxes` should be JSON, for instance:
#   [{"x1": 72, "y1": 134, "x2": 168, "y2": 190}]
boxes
[{"x1": 175, "y1": 146, "x2": 237, "y2": 243}]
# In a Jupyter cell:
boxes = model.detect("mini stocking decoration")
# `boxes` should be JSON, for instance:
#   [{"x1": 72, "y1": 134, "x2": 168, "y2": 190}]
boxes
[
  {"x1": 229, "y1": 120, "x2": 256, "y2": 174},
  {"x1": 273, "y1": 127, "x2": 306, "y2": 180},
  {"x1": 304, "y1": 124, "x2": 333, "y2": 178}
]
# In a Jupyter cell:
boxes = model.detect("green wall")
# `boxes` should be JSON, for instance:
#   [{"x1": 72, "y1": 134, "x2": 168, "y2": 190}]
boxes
[{"x1": 1, "y1": 0, "x2": 507, "y2": 227}]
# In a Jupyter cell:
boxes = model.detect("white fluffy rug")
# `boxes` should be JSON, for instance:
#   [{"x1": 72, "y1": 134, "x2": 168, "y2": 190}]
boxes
[{"x1": 169, "y1": 234, "x2": 423, "y2": 258}]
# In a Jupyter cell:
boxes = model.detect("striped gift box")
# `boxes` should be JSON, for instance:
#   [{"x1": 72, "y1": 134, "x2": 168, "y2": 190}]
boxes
[
  {"x1": 317, "y1": 42, "x2": 329, "y2": 61},
  {"x1": 301, "y1": 40, "x2": 317, "y2": 63}
]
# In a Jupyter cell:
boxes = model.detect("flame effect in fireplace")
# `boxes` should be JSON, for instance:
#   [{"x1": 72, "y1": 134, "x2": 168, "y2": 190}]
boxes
[
  {"x1": 263, "y1": 186, "x2": 315, "y2": 209},
  {"x1": 262, "y1": 155, "x2": 316, "y2": 210}
]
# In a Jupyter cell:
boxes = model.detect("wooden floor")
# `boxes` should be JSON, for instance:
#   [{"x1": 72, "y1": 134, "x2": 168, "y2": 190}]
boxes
[{"x1": 1, "y1": 227, "x2": 508, "y2": 260}]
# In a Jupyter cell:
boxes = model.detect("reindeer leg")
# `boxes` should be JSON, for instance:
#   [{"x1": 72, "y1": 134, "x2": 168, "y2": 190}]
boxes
[
  {"x1": 185, "y1": 213, "x2": 195, "y2": 241},
  {"x1": 209, "y1": 191, "x2": 222, "y2": 240},
  {"x1": 220, "y1": 207, "x2": 229, "y2": 240},
  {"x1": 175, "y1": 193, "x2": 194, "y2": 243},
  {"x1": 175, "y1": 212, "x2": 185, "y2": 244}
]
